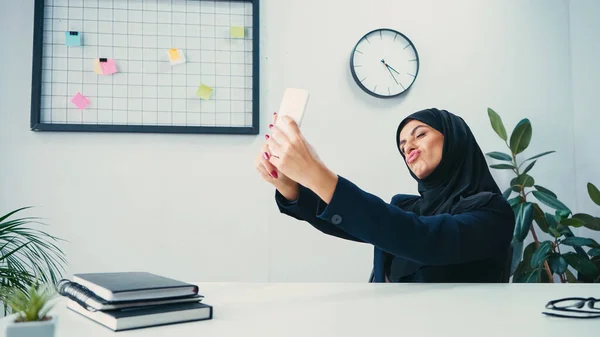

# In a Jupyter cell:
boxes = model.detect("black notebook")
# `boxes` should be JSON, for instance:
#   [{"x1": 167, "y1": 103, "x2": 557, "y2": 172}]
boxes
[
  {"x1": 67, "y1": 298, "x2": 213, "y2": 331},
  {"x1": 58, "y1": 277, "x2": 204, "y2": 311},
  {"x1": 65, "y1": 272, "x2": 199, "y2": 302}
]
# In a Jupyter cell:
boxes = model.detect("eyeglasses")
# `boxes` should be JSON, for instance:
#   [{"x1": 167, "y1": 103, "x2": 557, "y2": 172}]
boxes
[{"x1": 543, "y1": 297, "x2": 600, "y2": 319}]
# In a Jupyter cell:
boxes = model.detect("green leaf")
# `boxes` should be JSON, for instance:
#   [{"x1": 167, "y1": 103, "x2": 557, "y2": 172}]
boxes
[
  {"x1": 509, "y1": 178, "x2": 522, "y2": 192},
  {"x1": 560, "y1": 218, "x2": 586, "y2": 228},
  {"x1": 490, "y1": 164, "x2": 516, "y2": 170},
  {"x1": 486, "y1": 151, "x2": 513, "y2": 161},
  {"x1": 571, "y1": 213, "x2": 600, "y2": 231},
  {"x1": 510, "y1": 239, "x2": 524, "y2": 275},
  {"x1": 514, "y1": 202, "x2": 534, "y2": 242},
  {"x1": 584, "y1": 219, "x2": 600, "y2": 231},
  {"x1": 502, "y1": 188, "x2": 512, "y2": 199},
  {"x1": 515, "y1": 174, "x2": 535, "y2": 188},
  {"x1": 522, "y1": 160, "x2": 536, "y2": 175},
  {"x1": 555, "y1": 209, "x2": 571, "y2": 220},
  {"x1": 572, "y1": 213, "x2": 595, "y2": 224},
  {"x1": 487, "y1": 108, "x2": 507, "y2": 141},
  {"x1": 587, "y1": 248, "x2": 600, "y2": 257},
  {"x1": 558, "y1": 225, "x2": 590, "y2": 258},
  {"x1": 547, "y1": 253, "x2": 568, "y2": 274},
  {"x1": 564, "y1": 269, "x2": 577, "y2": 282},
  {"x1": 532, "y1": 203, "x2": 548, "y2": 233},
  {"x1": 588, "y1": 182, "x2": 600, "y2": 206},
  {"x1": 560, "y1": 237, "x2": 600, "y2": 248},
  {"x1": 522, "y1": 268, "x2": 542, "y2": 283},
  {"x1": 562, "y1": 252, "x2": 599, "y2": 278},
  {"x1": 558, "y1": 225, "x2": 573, "y2": 236},
  {"x1": 0, "y1": 206, "x2": 34, "y2": 223},
  {"x1": 523, "y1": 151, "x2": 556, "y2": 163},
  {"x1": 0, "y1": 207, "x2": 67, "y2": 297},
  {"x1": 534, "y1": 185, "x2": 556, "y2": 198},
  {"x1": 549, "y1": 228, "x2": 562, "y2": 238},
  {"x1": 532, "y1": 190, "x2": 571, "y2": 214},
  {"x1": 512, "y1": 241, "x2": 537, "y2": 282},
  {"x1": 531, "y1": 241, "x2": 552, "y2": 268},
  {"x1": 508, "y1": 197, "x2": 522, "y2": 209},
  {"x1": 509, "y1": 118, "x2": 532, "y2": 155}
]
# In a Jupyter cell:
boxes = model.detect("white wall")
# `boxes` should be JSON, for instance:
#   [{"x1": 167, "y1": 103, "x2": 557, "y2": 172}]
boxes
[
  {"x1": 570, "y1": 0, "x2": 600, "y2": 244},
  {"x1": 0, "y1": 0, "x2": 586, "y2": 283}
]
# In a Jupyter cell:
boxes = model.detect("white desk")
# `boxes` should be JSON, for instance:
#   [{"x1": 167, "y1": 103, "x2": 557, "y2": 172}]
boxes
[{"x1": 3, "y1": 283, "x2": 599, "y2": 336}]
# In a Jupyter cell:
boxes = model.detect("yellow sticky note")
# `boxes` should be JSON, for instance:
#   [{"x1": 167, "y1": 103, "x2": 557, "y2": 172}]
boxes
[
  {"x1": 230, "y1": 26, "x2": 245, "y2": 38},
  {"x1": 168, "y1": 48, "x2": 180, "y2": 61},
  {"x1": 93, "y1": 59, "x2": 103, "y2": 74},
  {"x1": 196, "y1": 84, "x2": 213, "y2": 100}
]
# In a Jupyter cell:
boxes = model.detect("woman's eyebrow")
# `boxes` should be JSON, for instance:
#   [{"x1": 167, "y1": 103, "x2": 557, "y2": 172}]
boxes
[{"x1": 399, "y1": 125, "x2": 427, "y2": 147}]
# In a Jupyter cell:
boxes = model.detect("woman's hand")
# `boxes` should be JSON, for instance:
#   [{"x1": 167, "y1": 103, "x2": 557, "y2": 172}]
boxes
[
  {"x1": 266, "y1": 116, "x2": 338, "y2": 203},
  {"x1": 254, "y1": 113, "x2": 299, "y2": 201}
]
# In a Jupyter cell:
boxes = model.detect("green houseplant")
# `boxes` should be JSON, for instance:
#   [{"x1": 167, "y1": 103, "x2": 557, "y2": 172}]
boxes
[
  {"x1": 3, "y1": 282, "x2": 58, "y2": 337},
  {"x1": 485, "y1": 108, "x2": 600, "y2": 283},
  {"x1": 0, "y1": 207, "x2": 67, "y2": 314}
]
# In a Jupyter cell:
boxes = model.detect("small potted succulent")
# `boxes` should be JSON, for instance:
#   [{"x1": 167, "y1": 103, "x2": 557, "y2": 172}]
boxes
[{"x1": 3, "y1": 282, "x2": 58, "y2": 337}]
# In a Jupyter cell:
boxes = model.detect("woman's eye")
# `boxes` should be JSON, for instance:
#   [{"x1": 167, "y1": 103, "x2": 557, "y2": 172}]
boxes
[{"x1": 417, "y1": 133, "x2": 425, "y2": 138}]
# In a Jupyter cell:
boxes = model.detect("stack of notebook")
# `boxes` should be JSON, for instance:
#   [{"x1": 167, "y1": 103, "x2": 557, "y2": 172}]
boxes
[{"x1": 57, "y1": 271, "x2": 213, "y2": 331}]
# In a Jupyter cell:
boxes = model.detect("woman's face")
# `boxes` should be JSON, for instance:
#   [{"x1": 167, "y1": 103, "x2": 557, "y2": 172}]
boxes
[{"x1": 398, "y1": 119, "x2": 444, "y2": 179}]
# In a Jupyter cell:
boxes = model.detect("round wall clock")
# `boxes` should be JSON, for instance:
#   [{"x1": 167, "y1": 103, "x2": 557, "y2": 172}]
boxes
[{"x1": 350, "y1": 28, "x2": 420, "y2": 98}]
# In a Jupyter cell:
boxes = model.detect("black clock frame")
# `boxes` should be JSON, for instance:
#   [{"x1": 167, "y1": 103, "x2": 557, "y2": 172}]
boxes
[{"x1": 349, "y1": 28, "x2": 420, "y2": 99}]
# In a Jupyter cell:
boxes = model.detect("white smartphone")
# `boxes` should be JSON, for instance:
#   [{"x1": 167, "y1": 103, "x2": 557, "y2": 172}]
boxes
[
  {"x1": 270, "y1": 88, "x2": 310, "y2": 157},
  {"x1": 275, "y1": 88, "x2": 310, "y2": 131}
]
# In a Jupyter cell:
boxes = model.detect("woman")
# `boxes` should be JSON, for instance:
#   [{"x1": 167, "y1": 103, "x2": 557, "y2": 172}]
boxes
[{"x1": 254, "y1": 108, "x2": 515, "y2": 282}]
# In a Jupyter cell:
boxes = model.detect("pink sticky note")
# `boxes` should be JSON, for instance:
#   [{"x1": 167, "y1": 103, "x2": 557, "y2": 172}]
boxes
[
  {"x1": 71, "y1": 92, "x2": 90, "y2": 109},
  {"x1": 99, "y1": 59, "x2": 117, "y2": 75}
]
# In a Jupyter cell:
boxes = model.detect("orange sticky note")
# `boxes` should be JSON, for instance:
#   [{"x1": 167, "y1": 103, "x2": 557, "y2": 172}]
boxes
[
  {"x1": 168, "y1": 48, "x2": 186, "y2": 65},
  {"x1": 168, "y1": 48, "x2": 180, "y2": 60},
  {"x1": 93, "y1": 59, "x2": 103, "y2": 74}
]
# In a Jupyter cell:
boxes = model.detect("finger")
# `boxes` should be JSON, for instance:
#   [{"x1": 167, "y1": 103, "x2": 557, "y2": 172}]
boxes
[
  {"x1": 266, "y1": 132, "x2": 284, "y2": 157},
  {"x1": 261, "y1": 151, "x2": 278, "y2": 178},
  {"x1": 270, "y1": 123, "x2": 291, "y2": 147},
  {"x1": 261, "y1": 142, "x2": 272, "y2": 156},
  {"x1": 279, "y1": 116, "x2": 301, "y2": 140},
  {"x1": 260, "y1": 143, "x2": 278, "y2": 177},
  {"x1": 255, "y1": 163, "x2": 275, "y2": 182},
  {"x1": 268, "y1": 151, "x2": 282, "y2": 169},
  {"x1": 255, "y1": 152, "x2": 277, "y2": 179},
  {"x1": 269, "y1": 112, "x2": 277, "y2": 129}
]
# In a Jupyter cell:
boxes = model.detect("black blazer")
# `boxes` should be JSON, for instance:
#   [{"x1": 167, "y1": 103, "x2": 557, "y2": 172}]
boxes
[{"x1": 275, "y1": 175, "x2": 515, "y2": 283}]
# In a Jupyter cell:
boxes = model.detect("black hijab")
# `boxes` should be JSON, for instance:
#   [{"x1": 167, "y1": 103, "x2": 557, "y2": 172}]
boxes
[
  {"x1": 386, "y1": 108, "x2": 503, "y2": 280},
  {"x1": 394, "y1": 108, "x2": 502, "y2": 215}
]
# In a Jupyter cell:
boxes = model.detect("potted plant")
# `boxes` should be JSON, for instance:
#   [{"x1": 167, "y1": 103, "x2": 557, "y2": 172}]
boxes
[
  {"x1": 485, "y1": 107, "x2": 600, "y2": 282},
  {"x1": 3, "y1": 282, "x2": 58, "y2": 337},
  {"x1": 0, "y1": 206, "x2": 67, "y2": 315}
]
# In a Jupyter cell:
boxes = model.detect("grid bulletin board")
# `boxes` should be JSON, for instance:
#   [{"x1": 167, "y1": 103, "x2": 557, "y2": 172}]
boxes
[{"x1": 30, "y1": 0, "x2": 260, "y2": 135}]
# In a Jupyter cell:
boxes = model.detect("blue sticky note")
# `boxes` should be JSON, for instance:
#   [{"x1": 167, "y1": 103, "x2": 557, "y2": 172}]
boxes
[{"x1": 65, "y1": 31, "x2": 81, "y2": 46}]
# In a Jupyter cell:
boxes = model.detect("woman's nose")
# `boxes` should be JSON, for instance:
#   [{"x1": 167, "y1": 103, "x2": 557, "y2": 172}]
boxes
[{"x1": 405, "y1": 144, "x2": 417, "y2": 155}]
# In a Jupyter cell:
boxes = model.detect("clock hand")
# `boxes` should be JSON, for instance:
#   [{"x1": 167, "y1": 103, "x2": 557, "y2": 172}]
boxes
[
  {"x1": 381, "y1": 59, "x2": 401, "y2": 75},
  {"x1": 386, "y1": 64, "x2": 401, "y2": 75},
  {"x1": 386, "y1": 66, "x2": 399, "y2": 85},
  {"x1": 381, "y1": 59, "x2": 399, "y2": 85}
]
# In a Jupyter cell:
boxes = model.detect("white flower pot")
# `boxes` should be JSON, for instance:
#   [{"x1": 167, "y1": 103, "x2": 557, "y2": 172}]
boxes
[{"x1": 4, "y1": 314, "x2": 57, "y2": 337}]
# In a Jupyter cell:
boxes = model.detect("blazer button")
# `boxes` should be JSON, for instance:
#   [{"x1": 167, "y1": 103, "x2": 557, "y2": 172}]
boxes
[{"x1": 331, "y1": 214, "x2": 342, "y2": 224}]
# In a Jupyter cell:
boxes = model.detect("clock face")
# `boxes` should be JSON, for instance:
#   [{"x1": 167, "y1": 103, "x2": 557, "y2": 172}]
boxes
[{"x1": 350, "y1": 29, "x2": 419, "y2": 98}]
